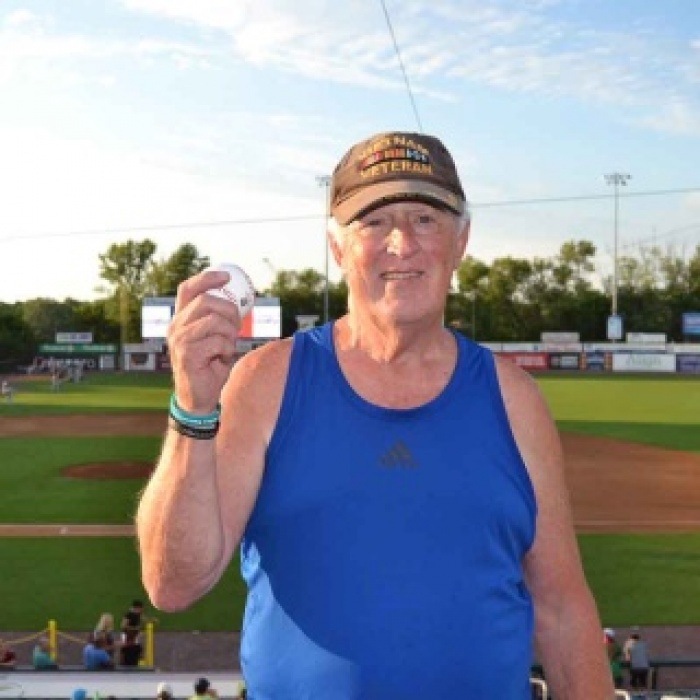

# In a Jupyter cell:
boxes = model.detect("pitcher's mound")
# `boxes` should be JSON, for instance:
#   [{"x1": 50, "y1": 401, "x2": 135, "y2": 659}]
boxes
[{"x1": 62, "y1": 462, "x2": 153, "y2": 479}]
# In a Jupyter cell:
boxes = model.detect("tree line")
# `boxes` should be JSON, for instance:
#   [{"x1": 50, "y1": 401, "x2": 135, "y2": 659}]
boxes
[{"x1": 1, "y1": 237, "x2": 699, "y2": 370}]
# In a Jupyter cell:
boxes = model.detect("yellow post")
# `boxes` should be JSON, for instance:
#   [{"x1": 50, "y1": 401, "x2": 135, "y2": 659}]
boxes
[
  {"x1": 48, "y1": 619, "x2": 57, "y2": 662},
  {"x1": 141, "y1": 622, "x2": 154, "y2": 667}
]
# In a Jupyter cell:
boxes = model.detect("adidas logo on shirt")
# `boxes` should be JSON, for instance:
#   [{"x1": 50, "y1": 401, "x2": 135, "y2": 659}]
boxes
[{"x1": 379, "y1": 440, "x2": 418, "y2": 468}]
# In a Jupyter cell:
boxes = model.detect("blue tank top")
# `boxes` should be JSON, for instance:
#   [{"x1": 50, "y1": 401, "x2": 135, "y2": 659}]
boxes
[{"x1": 240, "y1": 323, "x2": 537, "y2": 699}]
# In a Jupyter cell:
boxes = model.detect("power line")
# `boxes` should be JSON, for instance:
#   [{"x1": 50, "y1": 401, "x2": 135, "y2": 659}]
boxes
[
  {"x1": 0, "y1": 214, "x2": 318, "y2": 244},
  {"x1": 379, "y1": 0, "x2": 423, "y2": 132},
  {"x1": 473, "y1": 186, "x2": 700, "y2": 209},
  {"x1": 1, "y1": 186, "x2": 700, "y2": 245}
]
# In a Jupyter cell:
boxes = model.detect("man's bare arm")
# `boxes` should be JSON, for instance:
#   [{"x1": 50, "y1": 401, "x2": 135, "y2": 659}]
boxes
[
  {"x1": 497, "y1": 358, "x2": 615, "y2": 699},
  {"x1": 135, "y1": 269, "x2": 287, "y2": 611}
]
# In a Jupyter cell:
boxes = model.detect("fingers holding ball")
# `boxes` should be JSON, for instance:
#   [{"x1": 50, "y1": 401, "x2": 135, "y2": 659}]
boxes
[{"x1": 204, "y1": 263, "x2": 255, "y2": 320}]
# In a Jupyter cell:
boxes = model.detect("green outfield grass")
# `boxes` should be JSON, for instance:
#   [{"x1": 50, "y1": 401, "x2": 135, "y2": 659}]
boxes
[
  {"x1": 1, "y1": 372, "x2": 700, "y2": 630},
  {"x1": 3, "y1": 534, "x2": 700, "y2": 631},
  {"x1": 580, "y1": 534, "x2": 700, "y2": 625},
  {"x1": 0, "y1": 371, "x2": 172, "y2": 415},
  {"x1": 0, "y1": 538, "x2": 245, "y2": 631},
  {"x1": 538, "y1": 375, "x2": 700, "y2": 426},
  {"x1": 0, "y1": 437, "x2": 159, "y2": 522}
]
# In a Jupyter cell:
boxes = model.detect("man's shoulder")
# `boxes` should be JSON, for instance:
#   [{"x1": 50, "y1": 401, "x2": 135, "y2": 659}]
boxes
[{"x1": 227, "y1": 338, "x2": 293, "y2": 398}]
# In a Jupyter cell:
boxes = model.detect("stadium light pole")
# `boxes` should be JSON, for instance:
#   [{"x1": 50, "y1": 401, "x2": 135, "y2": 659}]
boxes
[
  {"x1": 262, "y1": 256, "x2": 277, "y2": 284},
  {"x1": 316, "y1": 175, "x2": 332, "y2": 324},
  {"x1": 604, "y1": 172, "x2": 631, "y2": 317}
]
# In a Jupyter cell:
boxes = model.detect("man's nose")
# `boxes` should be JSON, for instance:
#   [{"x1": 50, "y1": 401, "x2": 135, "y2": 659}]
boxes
[{"x1": 386, "y1": 220, "x2": 419, "y2": 256}]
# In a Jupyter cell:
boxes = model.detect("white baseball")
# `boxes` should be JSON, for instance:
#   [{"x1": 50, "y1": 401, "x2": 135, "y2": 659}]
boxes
[{"x1": 205, "y1": 263, "x2": 255, "y2": 319}]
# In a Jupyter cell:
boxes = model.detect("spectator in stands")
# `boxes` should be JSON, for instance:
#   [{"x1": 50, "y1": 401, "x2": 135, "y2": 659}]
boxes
[
  {"x1": 32, "y1": 636, "x2": 57, "y2": 669},
  {"x1": 83, "y1": 634, "x2": 113, "y2": 670},
  {"x1": 156, "y1": 681, "x2": 174, "y2": 700},
  {"x1": 0, "y1": 638, "x2": 17, "y2": 668},
  {"x1": 623, "y1": 626, "x2": 651, "y2": 690},
  {"x1": 120, "y1": 599, "x2": 144, "y2": 640},
  {"x1": 72, "y1": 689, "x2": 88, "y2": 700},
  {"x1": 1, "y1": 379, "x2": 14, "y2": 403},
  {"x1": 603, "y1": 628, "x2": 623, "y2": 688},
  {"x1": 119, "y1": 629, "x2": 143, "y2": 667},
  {"x1": 94, "y1": 613, "x2": 116, "y2": 658},
  {"x1": 137, "y1": 129, "x2": 614, "y2": 699},
  {"x1": 190, "y1": 677, "x2": 218, "y2": 699}
]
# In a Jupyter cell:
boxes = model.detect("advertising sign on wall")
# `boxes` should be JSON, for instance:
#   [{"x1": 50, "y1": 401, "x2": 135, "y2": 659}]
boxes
[
  {"x1": 582, "y1": 351, "x2": 607, "y2": 371},
  {"x1": 548, "y1": 353, "x2": 581, "y2": 370},
  {"x1": 56, "y1": 332, "x2": 93, "y2": 344},
  {"x1": 495, "y1": 352, "x2": 548, "y2": 371},
  {"x1": 612, "y1": 353, "x2": 675, "y2": 373},
  {"x1": 682, "y1": 312, "x2": 700, "y2": 336},
  {"x1": 607, "y1": 315, "x2": 623, "y2": 341},
  {"x1": 677, "y1": 354, "x2": 700, "y2": 374},
  {"x1": 541, "y1": 332, "x2": 580, "y2": 343}
]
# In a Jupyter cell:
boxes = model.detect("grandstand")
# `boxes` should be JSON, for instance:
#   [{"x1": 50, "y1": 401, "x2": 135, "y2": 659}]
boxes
[{"x1": 0, "y1": 671, "x2": 242, "y2": 699}]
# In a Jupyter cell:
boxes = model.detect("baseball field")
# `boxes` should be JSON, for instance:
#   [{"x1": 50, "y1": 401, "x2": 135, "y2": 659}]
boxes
[{"x1": 0, "y1": 370, "x2": 699, "y2": 634}]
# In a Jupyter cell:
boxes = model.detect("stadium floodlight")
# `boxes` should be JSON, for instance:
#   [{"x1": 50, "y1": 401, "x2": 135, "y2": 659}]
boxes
[{"x1": 604, "y1": 172, "x2": 632, "y2": 317}]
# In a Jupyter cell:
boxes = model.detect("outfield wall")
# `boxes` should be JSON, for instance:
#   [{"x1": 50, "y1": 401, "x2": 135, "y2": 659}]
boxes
[{"x1": 488, "y1": 342, "x2": 700, "y2": 374}]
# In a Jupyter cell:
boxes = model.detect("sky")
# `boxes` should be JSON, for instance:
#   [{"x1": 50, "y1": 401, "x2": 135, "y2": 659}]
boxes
[{"x1": 1, "y1": 0, "x2": 699, "y2": 303}]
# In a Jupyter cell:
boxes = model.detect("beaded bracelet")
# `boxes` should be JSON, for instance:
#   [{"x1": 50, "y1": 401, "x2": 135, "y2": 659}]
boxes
[
  {"x1": 169, "y1": 393, "x2": 221, "y2": 429},
  {"x1": 168, "y1": 417, "x2": 219, "y2": 440}
]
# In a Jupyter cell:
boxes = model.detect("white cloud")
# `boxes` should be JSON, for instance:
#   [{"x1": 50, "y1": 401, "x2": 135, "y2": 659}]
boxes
[
  {"x1": 121, "y1": 0, "x2": 248, "y2": 33},
  {"x1": 0, "y1": 13, "x2": 221, "y2": 90},
  {"x1": 635, "y1": 101, "x2": 700, "y2": 137},
  {"x1": 5, "y1": 1, "x2": 697, "y2": 133},
  {"x1": 3, "y1": 9, "x2": 38, "y2": 28}
]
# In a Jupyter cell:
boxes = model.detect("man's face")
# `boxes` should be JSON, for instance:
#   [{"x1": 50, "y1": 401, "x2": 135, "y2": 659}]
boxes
[{"x1": 331, "y1": 200, "x2": 469, "y2": 325}]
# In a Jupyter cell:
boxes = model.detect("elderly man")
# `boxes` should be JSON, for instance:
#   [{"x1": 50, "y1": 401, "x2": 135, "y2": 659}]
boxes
[{"x1": 137, "y1": 131, "x2": 613, "y2": 698}]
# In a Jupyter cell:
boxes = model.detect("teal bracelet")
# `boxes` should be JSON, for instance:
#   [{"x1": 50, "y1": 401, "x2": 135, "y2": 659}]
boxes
[{"x1": 169, "y1": 393, "x2": 221, "y2": 428}]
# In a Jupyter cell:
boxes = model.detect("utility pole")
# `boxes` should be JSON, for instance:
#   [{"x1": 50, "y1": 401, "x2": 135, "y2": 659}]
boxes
[
  {"x1": 604, "y1": 172, "x2": 631, "y2": 317},
  {"x1": 316, "y1": 175, "x2": 331, "y2": 324},
  {"x1": 119, "y1": 283, "x2": 128, "y2": 369}
]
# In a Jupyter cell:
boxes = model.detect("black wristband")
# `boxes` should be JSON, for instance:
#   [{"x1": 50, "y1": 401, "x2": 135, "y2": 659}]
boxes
[{"x1": 168, "y1": 417, "x2": 219, "y2": 440}]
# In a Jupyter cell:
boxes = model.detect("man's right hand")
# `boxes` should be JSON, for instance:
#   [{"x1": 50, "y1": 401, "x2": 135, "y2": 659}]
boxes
[{"x1": 167, "y1": 268, "x2": 243, "y2": 414}]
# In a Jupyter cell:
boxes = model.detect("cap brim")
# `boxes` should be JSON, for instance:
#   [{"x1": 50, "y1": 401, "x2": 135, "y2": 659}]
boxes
[{"x1": 333, "y1": 180, "x2": 465, "y2": 225}]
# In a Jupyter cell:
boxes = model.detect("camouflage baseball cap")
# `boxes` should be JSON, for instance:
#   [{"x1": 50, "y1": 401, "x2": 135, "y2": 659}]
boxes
[{"x1": 330, "y1": 131, "x2": 466, "y2": 225}]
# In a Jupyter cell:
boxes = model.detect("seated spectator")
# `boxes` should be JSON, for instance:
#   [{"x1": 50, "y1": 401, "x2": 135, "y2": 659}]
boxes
[
  {"x1": 94, "y1": 613, "x2": 116, "y2": 658},
  {"x1": 32, "y1": 636, "x2": 58, "y2": 669},
  {"x1": 119, "y1": 629, "x2": 143, "y2": 667},
  {"x1": 0, "y1": 639, "x2": 17, "y2": 669},
  {"x1": 156, "y1": 681, "x2": 174, "y2": 700},
  {"x1": 83, "y1": 635, "x2": 113, "y2": 671},
  {"x1": 190, "y1": 677, "x2": 218, "y2": 699}
]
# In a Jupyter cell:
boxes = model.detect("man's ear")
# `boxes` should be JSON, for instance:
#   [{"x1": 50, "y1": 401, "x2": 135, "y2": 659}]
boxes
[
  {"x1": 329, "y1": 229, "x2": 343, "y2": 267},
  {"x1": 453, "y1": 220, "x2": 470, "y2": 270}
]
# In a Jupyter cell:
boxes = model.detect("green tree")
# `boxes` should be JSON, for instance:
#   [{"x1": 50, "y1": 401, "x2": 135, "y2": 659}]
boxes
[
  {"x1": 72, "y1": 299, "x2": 122, "y2": 344},
  {"x1": 0, "y1": 304, "x2": 36, "y2": 370},
  {"x1": 98, "y1": 239, "x2": 158, "y2": 343},
  {"x1": 20, "y1": 299, "x2": 79, "y2": 343},
  {"x1": 265, "y1": 268, "x2": 347, "y2": 336},
  {"x1": 146, "y1": 243, "x2": 210, "y2": 296}
]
